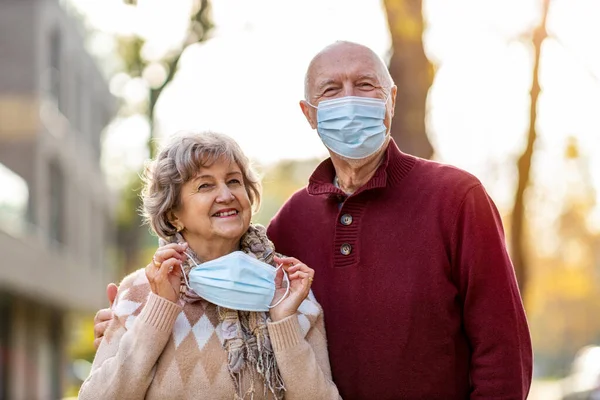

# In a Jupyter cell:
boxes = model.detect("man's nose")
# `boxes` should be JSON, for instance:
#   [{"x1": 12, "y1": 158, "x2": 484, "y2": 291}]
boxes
[{"x1": 342, "y1": 84, "x2": 356, "y2": 98}]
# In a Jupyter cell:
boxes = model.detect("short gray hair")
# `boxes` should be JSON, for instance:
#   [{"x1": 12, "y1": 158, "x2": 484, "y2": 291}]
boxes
[{"x1": 141, "y1": 131, "x2": 262, "y2": 239}]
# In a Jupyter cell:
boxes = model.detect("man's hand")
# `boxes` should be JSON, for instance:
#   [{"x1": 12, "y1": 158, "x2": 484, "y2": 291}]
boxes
[{"x1": 93, "y1": 283, "x2": 118, "y2": 350}]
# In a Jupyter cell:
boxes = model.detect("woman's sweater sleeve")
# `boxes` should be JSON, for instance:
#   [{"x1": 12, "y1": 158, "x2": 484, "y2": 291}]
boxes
[
  {"x1": 268, "y1": 310, "x2": 342, "y2": 400},
  {"x1": 78, "y1": 274, "x2": 182, "y2": 400}
]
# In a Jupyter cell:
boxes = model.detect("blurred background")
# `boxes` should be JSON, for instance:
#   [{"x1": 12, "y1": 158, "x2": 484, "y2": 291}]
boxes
[{"x1": 0, "y1": 0, "x2": 599, "y2": 398}]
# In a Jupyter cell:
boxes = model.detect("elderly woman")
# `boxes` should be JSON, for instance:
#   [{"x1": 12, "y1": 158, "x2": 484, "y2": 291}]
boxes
[{"x1": 79, "y1": 131, "x2": 340, "y2": 399}]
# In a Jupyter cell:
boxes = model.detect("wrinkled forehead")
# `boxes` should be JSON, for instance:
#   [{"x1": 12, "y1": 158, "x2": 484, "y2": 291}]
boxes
[
  {"x1": 308, "y1": 46, "x2": 386, "y2": 88},
  {"x1": 179, "y1": 152, "x2": 239, "y2": 183}
]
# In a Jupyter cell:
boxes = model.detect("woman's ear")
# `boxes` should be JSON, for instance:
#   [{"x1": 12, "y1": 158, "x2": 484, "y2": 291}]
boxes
[{"x1": 167, "y1": 211, "x2": 182, "y2": 232}]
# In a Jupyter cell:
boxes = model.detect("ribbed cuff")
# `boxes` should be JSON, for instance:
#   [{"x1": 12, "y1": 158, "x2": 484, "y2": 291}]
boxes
[
  {"x1": 138, "y1": 293, "x2": 182, "y2": 332},
  {"x1": 267, "y1": 314, "x2": 303, "y2": 352}
]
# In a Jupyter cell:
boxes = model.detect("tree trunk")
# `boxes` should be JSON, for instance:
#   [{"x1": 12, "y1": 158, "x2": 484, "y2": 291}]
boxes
[
  {"x1": 383, "y1": 0, "x2": 434, "y2": 159},
  {"x1": 511, "y1": 0, "x2": 550, "y2": 299}
]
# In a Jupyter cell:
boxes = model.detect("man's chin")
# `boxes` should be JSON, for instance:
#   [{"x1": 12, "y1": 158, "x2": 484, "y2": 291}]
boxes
[{"x1": 331, "y1": 142, "x2": 388, "y2": 167}]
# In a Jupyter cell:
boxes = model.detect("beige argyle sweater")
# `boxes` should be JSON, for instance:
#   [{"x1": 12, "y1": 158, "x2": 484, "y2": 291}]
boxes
[{"x1": 79, "y1": 269, "x2": 340, "y2": 400}]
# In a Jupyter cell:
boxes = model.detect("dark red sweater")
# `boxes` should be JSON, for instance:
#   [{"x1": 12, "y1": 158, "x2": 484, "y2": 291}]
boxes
[{"x1": 267, "y1": 141, "x2": 532, "y2": 400}]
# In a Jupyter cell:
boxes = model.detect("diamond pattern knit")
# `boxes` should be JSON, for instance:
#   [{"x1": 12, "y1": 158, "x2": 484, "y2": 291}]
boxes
[{"x1": 79, "y1": 268, "x2": 341, "y2": 399}]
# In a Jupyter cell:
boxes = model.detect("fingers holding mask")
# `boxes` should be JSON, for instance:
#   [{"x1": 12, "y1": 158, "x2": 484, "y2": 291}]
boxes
[
  {"x1": 268, "y1": 257, "x2": 315, "y2": 321},
  {"x1": 274, "y1": 263, "x2": 285, "y2": 288},
  {"x1": 274, "y1": 255, "x2": 300, "y2": 271},
  {"x1": 288, "y1": 264, "x2": 314, "y2": 298},
  {"x1": 145, "y1": 256, "x2": 182, "y2": 303},
  {"x1": 153, "y1": 243, "x2": 188, "y2": 265}
]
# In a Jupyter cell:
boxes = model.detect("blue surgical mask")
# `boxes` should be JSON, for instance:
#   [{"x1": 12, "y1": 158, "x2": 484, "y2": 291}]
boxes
[
  {"x1": 308, "y1": 95, "x2": 388, "y2": 159},
  {"x1": 182, "y1": 251, "x2": 289, "y2": 312}
]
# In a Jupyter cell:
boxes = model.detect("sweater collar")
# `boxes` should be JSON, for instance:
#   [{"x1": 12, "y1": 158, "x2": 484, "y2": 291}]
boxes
[{"x1": 307, "y1": 139, "x2": 416, "y2": 197}]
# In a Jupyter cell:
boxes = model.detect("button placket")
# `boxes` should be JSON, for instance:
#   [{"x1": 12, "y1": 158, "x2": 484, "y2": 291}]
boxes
[
  {"x1": 334, "y1": 200, "x2": 363, "y2": 267},
  {"x1": 340, "y1": 243, "x2": 352, "y2": 255},
  {"x1": 340, "y1": 214, "x2": 353, "y2": 226}
]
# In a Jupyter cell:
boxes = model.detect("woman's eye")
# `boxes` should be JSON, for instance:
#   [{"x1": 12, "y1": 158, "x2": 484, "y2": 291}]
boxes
[
  {"x1": 197, "y1": 183, "x2": 212, "y2": 191},
  {"x1": 228, "y1": 179, "x2": 242, "y2": 185}
]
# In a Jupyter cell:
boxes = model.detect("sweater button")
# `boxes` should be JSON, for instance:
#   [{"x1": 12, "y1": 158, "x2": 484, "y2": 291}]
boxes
[
  {"x1": 340, "y1": 243, "x2": 352, "y2": 255},
  {"x1": 340, "y1": 214, "x2": 353, "y2": 226}
]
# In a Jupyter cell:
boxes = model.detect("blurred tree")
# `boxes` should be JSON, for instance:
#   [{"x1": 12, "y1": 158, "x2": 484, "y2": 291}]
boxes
[
  {"x1": 511, "y1": 0, "x2": 551, "y2": 298},
  {"x1": 117, "y1": 0, "x2": 213, "y2": 156},
  {"x1": 383, "y1": 0, "x2": 434, "y2": 159},
  {"x1": 116, "y1": 172, "x2": 146, "y2": 274},
  {"x1": 115, "y1": 0, "x2": 213, "y2": 273},
  {"x1": 528, "y1": 138, "x2": 600, "y2": 377},
  {"x1": 254, "y1": 158, "x2": 321, "y2": 226}
]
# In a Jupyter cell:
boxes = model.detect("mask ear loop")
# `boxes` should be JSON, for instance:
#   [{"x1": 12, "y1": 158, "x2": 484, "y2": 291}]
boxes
[
  {"x1": 268, "y1": 263, "x2": 290, "y2": 309},
  {"x1": 180, "y1": 251, "x2": 198, "y2": 290}
]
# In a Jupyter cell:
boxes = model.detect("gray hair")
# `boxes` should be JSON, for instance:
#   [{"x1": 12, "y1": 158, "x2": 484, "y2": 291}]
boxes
[
  {"x1": 141, "y1": 131, "x2": 262, "y2": 239},
  {"x1": 303, "y1": 41, "x2": 394, "y2": 100}
]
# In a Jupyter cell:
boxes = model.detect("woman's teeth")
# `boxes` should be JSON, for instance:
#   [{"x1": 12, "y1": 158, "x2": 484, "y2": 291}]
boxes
[{"x1": 214, "y1": 210, "x2": 237, "y2": 217}]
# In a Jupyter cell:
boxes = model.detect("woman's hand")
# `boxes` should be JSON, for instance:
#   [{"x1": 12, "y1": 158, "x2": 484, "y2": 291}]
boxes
[
  {"x1": 269, "y1": 256, "x2": 315, "y2": 322},
  {"x1": 145, "y1": 243, "x2": 188, "y2": 303}
]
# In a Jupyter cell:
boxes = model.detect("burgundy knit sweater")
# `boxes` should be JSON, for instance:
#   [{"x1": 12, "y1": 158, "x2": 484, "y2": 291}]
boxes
[{"x1": 267, "y1": 141, "x2": 532, "y2": 400}]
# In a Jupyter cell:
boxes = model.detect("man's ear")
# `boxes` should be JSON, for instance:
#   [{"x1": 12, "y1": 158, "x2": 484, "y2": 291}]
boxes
[
  {"x1": 389, "y1": 85, "x2": 397, "y2": 117},
  {"x1": 300, "y1": 100, "x2": 317, "y2": 129}
]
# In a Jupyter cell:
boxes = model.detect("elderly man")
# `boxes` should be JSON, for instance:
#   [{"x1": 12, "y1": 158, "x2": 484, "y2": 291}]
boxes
[{"x1": 94, "y1": 41, "x2": 532, "y2": 399}]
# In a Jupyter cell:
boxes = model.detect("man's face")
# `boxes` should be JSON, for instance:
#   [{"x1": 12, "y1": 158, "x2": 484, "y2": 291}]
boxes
[{"x1": 301, "y1": 44, "x2": 397, "y2": 139}]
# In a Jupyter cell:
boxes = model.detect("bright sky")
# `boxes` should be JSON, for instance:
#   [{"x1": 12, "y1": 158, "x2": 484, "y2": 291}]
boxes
[{"x1": 65, "y1": 0, "x2": 600, "y2": 232}]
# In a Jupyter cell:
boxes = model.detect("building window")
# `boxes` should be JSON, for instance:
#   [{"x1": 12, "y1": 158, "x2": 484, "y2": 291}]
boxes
[
  {"x1": 48, "y1": 161, "x2": 65, "y2": 246},
  {"x1": 91, "y1": 101, "x2": 103, "y2": 161},
  {"x1": 0, "y1": 163, "x2": 29, "y2": 236},
  {"x1": 76, "y1": 72, "x2": 84, "y2": 135},
  {"x1": 49, "y1": 29, "x2": 64, "y2": 112}
]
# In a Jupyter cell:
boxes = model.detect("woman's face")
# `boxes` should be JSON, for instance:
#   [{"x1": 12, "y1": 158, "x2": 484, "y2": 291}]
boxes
[{"x1": 171, "y1": 157, "x2": 252, "y2": 246}]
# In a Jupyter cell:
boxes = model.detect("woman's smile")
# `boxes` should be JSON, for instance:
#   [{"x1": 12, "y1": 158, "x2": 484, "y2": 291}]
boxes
[{"x1": 212, "y1": 208, "x2": 239, "y2": 218}]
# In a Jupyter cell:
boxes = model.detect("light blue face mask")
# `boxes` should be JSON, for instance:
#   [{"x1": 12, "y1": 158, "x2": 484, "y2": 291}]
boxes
[
  {"x1": 307, "y1": 95, "x2": 389, "y2": 159},
  {"x1": 181, "y1": 251, "x2": 289, "y2": 312}
]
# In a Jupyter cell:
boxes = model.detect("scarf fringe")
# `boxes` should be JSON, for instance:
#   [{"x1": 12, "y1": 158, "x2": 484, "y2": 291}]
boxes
[{"x1": 168, "y1": 224, "x2": 285, "y2": 400}]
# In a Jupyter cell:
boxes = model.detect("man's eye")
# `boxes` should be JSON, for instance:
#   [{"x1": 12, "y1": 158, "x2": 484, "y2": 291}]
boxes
[{"x1": 359, "y1": 83, "x2": 374, "y2": 88}]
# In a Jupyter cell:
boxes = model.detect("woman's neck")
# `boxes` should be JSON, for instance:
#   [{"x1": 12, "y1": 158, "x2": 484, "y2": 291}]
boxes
[{"x1": 183, "y1": 235, "x2": 241, "y2": 262}]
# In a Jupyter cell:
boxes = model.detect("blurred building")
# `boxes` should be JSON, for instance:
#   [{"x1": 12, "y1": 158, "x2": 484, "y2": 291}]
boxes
[{"x1": 0, "y1": 0, "x2": 117, "y2": 398}]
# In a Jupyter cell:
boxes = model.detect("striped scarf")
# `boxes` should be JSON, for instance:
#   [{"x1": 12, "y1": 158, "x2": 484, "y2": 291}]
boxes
[{"x1": 159, "y1": 224, "x2": 285, "y2": 400}]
